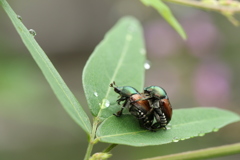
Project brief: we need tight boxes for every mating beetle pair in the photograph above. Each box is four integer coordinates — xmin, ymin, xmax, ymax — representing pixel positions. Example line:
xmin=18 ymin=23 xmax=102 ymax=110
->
xmin=110 ymin=82 xmax=172 ymax=131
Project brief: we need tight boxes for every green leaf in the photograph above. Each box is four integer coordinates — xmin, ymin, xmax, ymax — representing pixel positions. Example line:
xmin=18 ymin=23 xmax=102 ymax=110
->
xmin=1 ymin=0 xmax=91 ymax=134
xmin=82 ymin=17 xmax=146 ymax=119
xmin=96 ymin=107 xmax=240 ymax=146
xmin=140 ymin=0 xmax=187 ymax=39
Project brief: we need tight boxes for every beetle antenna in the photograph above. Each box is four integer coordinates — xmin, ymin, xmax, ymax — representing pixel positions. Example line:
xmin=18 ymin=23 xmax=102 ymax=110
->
xmin=113 ymin=81 xmax=118 ymax=86
xmin=110 ymin=81 xmax=118 ymax=88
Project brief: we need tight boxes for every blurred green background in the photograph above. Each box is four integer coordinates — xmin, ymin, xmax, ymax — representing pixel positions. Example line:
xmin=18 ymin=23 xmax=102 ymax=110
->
xmin=1 ymin=0 xmax=240 ymax=160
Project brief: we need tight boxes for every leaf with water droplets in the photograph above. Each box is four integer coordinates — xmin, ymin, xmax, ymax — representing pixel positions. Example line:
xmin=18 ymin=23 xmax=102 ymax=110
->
xmin=94 ymin=91 xmax=99 ymax=97
xmin=83 ymin=17 xmax=146 ymax=119
xmin=96 ymin=107 xmax=240 ymax=146
xmin=1 ymin=0 xmax=91 ymax=134
xmin=144 ymin=60 xmax=151 ymax=70
xmin=29 ymin=29 xmax=37 ymax=37
xmin=17 ymin=15 xmax=22 ymax=20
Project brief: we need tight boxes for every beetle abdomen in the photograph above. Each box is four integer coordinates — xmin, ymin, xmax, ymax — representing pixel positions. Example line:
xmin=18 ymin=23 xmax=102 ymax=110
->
xmin=160 ymin=99 xmax=172 ymax=123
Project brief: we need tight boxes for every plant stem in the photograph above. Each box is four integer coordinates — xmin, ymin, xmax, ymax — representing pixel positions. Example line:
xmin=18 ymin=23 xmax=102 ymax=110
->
xmin=84 ymin=140 xmax=94 ymax=160
xmin=103 ymin=144 xmax=118 ymax=153
xmin=84 ymin=101 xmax=109 ymax=159
xmin=84 ymin=117 xmax=99 ymax=160
xmin=142 ymin=142 xmax=240 ymax=160
xmin=164 ymin=0 xmax=240 ymax=13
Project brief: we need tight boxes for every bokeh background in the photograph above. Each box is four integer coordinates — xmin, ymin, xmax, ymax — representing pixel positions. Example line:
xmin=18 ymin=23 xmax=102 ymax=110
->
xmin=1 ymin=0 xmax=240 ymax=160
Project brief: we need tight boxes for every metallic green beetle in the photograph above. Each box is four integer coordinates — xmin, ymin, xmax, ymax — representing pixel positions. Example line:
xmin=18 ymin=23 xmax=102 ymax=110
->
xmin=144 ymin=86 xmax=173 ymax=129
xmin=110 ymin=82 xmax=155 ymax=131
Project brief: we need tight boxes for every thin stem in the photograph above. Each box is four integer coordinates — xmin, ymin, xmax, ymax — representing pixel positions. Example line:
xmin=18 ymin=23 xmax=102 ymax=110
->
xmin=84 ymin=117 xmax=100 ymax=160
xmin=142 ymin=143 xmax=240 ymax=160
xmin=164 ymin=0 xmax=240 ymax=13
xmin=84 ymin=102 xmax=107 ymax=159
xmin=103 ymin=144 xmax=118 ymax=153
xmin=84 ymin=140 xmax=94 ymax=160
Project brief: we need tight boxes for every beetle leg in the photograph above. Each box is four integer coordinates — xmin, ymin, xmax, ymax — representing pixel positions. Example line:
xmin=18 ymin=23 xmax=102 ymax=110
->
xmin=114 ymin=99 xmax=130 ymax=117
xmin=152 ymin=112 xmax=161 ymax=129
xmin=146 ymin=107 xmax=154 ymax=114
xmin=143 ymin=121 xmax=156 ymax=132
xmin=113 ymin=109 xmax=123 ymax=117
xmin=129 ymin=106 xmax=140 ymax=118
xmin=123 ymin=99 xmax=131 ymax=108
xmin=151 ymin=99 xmax=160 ymax=108
xmin=116 ymin=96 xmax=126 ymax=105
xmin=152 ymin=123 xmax=166 ymax=130
xmin=139 ymin=109 xmax=155 ymax=131
xmin=139 ymin=119 xmax=156 ymax=132
xmin=145 ymin=126 xmax=156 ymax=132
xmin=153 ymin=108 xmax=167 ymax=129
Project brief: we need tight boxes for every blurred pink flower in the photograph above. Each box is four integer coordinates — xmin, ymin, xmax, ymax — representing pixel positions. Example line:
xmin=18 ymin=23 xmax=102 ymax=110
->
xmin=144 ymin=20 xmax=183 ymax=57
xmin=193 ymin=61 xmax=231 ymax=107
xmin=181 ymin=12 xmax=221 ymax=58
xmin=144 ymin=11 xmax=221 ymax=58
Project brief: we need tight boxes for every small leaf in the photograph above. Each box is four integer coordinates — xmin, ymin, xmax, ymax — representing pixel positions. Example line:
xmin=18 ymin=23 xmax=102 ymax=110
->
xmin=140 ymin=0 xmax=187 ymax=39
xmin=96 ymin=107 xmax=240 ymax=146
xmin=90 ymin=152 xmax=112 ymax=160
xmin=82 ymin=17 xmax=146 ymax=119
xmin=1 ymin=0 xmax=91 ymax=134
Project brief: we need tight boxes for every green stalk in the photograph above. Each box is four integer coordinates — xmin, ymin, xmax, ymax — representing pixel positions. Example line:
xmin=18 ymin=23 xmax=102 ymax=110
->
xmin=84 ymin=107 xmax=106 ymax=160
xmin=103 ymin=144 xmax=118 ymax=153
xmin=164 ymin=0 xmax=240 ymax=13
xmin=84 ymin=117 xmax=99 ymax=160
xmin=142 ymin=143 xmax=240 ymax=160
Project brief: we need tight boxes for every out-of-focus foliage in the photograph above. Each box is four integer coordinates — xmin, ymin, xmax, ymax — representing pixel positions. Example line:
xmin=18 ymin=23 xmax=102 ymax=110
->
xmin=164 ymin=0 xmax=240 ymax=26
xmin=1 ymin=0 xmax=91 ymax=135
xmin=141 ymin=0 xmax=186 ymax=39
xmin=1 ymin=0 xmax=240 ymax=160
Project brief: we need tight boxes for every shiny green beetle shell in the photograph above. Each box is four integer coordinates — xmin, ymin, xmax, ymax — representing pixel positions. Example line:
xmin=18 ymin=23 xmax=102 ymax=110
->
xmin=113 ymin=86 xmax=139 ymax=97
xmin=144 ymin=86 xmax=168 ymax=99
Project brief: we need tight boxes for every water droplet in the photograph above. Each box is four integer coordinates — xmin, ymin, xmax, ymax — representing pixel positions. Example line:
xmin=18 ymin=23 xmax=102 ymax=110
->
xmin=94 ymin=92 xmax=98 ymax=97
xmin=144 ymin=60 xmax=151 ymax=70
xmin=101 ymin=99 xmax=110 ymax=109
xmin=172 ymin=137 xmax=179 ymax=142
xmin=17 ymin=15 xmax=22 ymax=21
xmin=29 ymin=29 xmax=36 ymax=37
xmin=180 ymin=138 xmax=186 ymax=140
xmin=185 ymin=137 xmax=190 ymax=139
xmin=140 ymin=48 xmax=146 ymax=55
xmin=212 ymin=128 xmax=219 ymax=132
xmin=126 ymin=34 xmax=132 ymax=41
xmin=198 ymin=132 xmax=205 ymax=137
xmin=104 ymin=99 xmax=110 ymax=108
xmin=166 ymin=126 xmax=171 ymax=130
